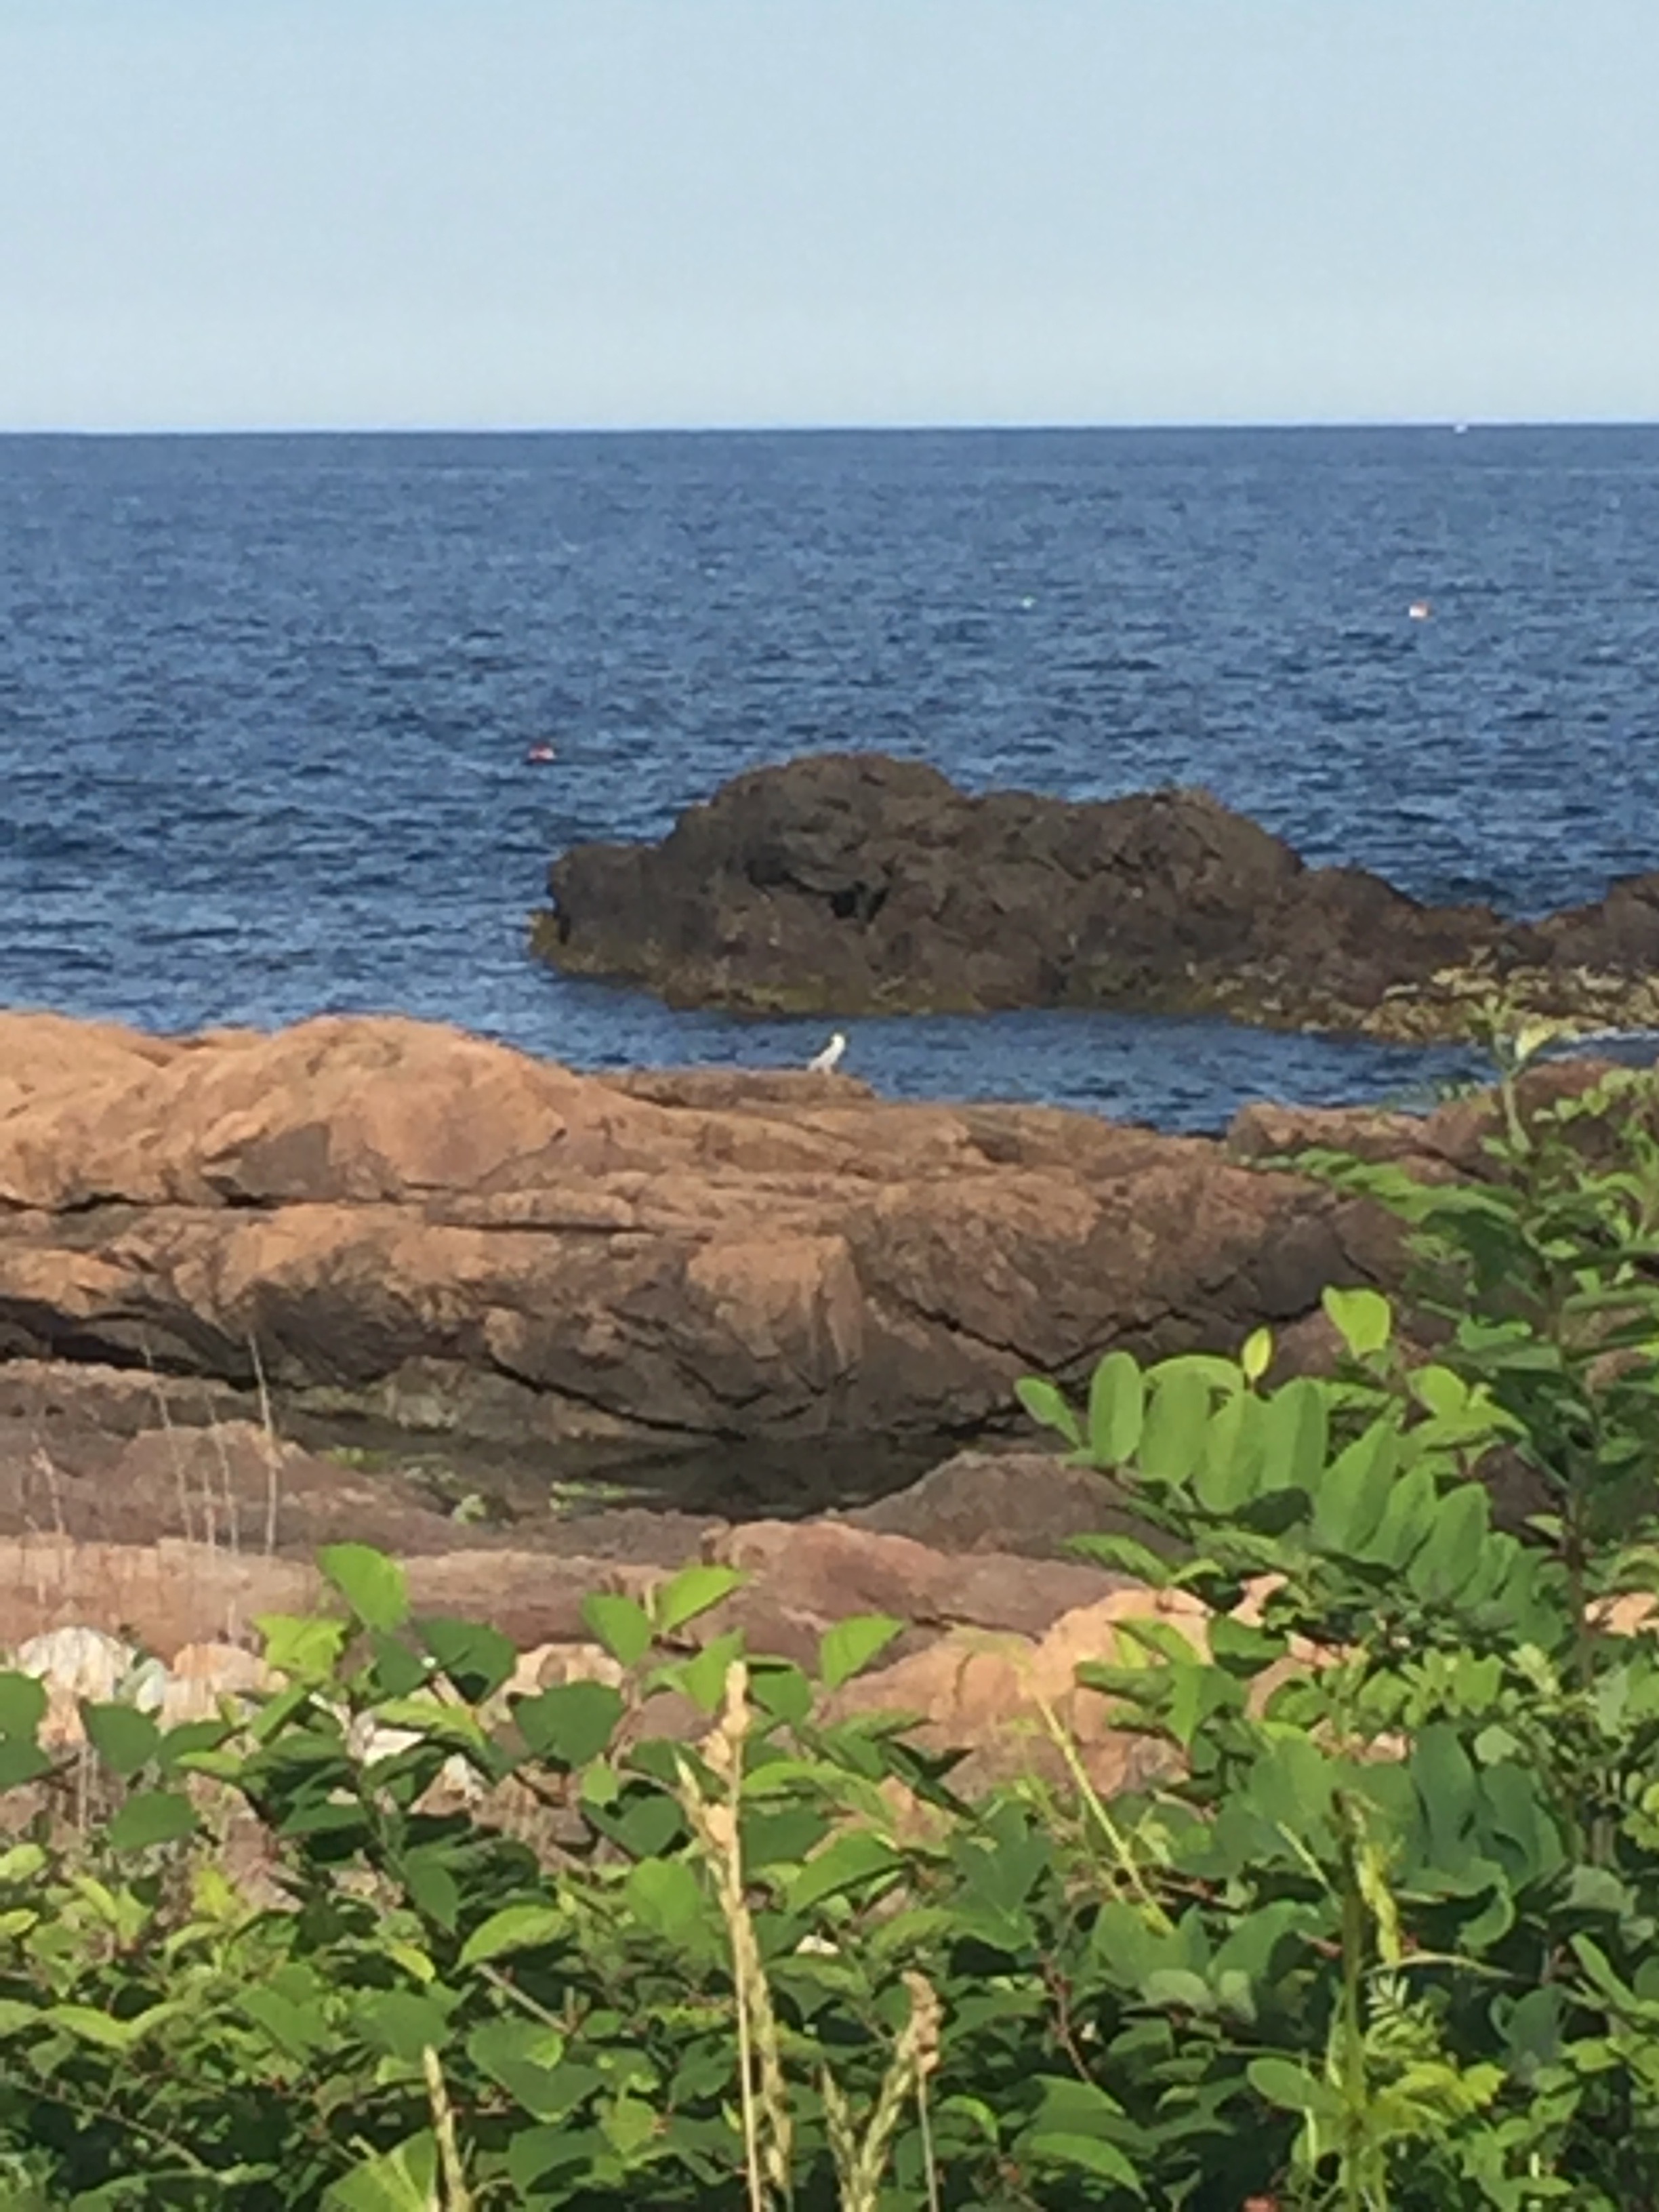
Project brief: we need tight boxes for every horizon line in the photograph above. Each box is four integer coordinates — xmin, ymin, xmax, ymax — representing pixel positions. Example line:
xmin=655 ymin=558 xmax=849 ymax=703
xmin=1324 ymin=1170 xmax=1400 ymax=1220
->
xmin=2 ymin=411 xmax=1658 ymax=441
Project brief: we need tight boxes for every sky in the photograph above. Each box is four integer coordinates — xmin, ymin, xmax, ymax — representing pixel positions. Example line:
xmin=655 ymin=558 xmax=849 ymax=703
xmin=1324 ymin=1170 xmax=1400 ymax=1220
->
xmin=1 ymin=0 xmax=1656 ymax=432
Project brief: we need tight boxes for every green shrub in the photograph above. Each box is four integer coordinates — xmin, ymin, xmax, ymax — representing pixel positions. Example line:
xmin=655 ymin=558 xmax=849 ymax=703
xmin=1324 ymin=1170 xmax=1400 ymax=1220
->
xmin=4 ymin=1063 xmax=1659 ymax=2207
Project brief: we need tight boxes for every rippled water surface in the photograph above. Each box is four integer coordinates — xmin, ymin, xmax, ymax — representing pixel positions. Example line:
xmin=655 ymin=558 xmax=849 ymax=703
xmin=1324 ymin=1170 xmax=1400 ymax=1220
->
xmin=4 ymin=426 xmax=1658 ymax=1130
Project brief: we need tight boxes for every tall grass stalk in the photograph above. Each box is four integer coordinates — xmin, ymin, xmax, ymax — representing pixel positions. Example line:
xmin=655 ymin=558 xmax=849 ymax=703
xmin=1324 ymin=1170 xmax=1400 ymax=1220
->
xmin=249 ymin=1331 xmax=281 ymax=1556
xmin=678 ymin=1661 xmax=945 ymax=2212
xmin=422 ymin=2045 xmax=473 ymax=2212
xmin=676 ymin=1661 xmax=792 ymax=2212
xmin=821 ymin=1971 xmax=942 ymax=2212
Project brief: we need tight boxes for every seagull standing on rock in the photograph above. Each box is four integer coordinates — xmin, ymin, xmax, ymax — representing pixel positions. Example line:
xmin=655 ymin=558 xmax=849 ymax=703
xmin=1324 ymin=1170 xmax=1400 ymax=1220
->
xmin=806 ymin=1032 xmax=848 ymax=1073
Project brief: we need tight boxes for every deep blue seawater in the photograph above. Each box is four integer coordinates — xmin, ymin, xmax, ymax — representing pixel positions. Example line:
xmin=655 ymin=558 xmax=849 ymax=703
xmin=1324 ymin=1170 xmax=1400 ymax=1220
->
xmin=3 ymin=425 xmax=1658 ymax=1134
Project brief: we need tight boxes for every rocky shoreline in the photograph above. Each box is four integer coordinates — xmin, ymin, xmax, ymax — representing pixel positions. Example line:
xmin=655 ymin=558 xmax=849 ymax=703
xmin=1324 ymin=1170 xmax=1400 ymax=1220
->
xmin=1 ymin=1465 xmax=1203 ymax=1802
xmin=2 ymin=1004 xmax=1596 ymax=1482
xmin=0 ymin=1007 xmax=1390 ymax=1468
xmin=532 ymin=751 xmax=1659 ymax=1042
xmin=1 ymin=1004 xmax=1622 ymax=1777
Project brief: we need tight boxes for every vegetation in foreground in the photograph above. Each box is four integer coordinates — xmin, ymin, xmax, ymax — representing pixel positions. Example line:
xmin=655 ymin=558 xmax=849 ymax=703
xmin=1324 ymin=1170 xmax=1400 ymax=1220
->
xmin=5 ymin=1059 xmax=1659 ymax=2207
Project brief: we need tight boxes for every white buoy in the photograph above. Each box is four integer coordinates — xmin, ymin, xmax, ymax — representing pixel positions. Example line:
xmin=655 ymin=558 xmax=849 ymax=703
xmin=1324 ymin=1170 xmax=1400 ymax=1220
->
xmin=806 ymin=1032 xmax=847 ymax=1073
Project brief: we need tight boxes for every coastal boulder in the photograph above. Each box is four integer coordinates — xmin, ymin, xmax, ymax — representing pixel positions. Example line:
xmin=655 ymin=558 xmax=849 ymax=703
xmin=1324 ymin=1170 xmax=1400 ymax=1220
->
xmin=0 ymin=1011 xmax=1368 ymax=1463
xmin=532 ymin=751 xmax=1659 ymax=1040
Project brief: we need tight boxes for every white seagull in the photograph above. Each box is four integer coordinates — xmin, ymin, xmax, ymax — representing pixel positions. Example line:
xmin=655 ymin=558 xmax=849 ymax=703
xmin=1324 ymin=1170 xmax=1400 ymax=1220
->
xmin=806 ymin=1031 xmax=848 ymax=1074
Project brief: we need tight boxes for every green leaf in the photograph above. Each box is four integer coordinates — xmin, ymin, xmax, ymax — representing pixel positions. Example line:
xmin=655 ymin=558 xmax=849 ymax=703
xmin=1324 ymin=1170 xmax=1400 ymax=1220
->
xmin=458 ymin=1903 xmax=569 ymax=1969
xmin=1015 ymin=1375 xmax=1082 ymax=1448
xmin=786 ymin=1830 xmax=903 ymax=1912
xmin=1563 ymin=1866 xmax=1633 ymax=1921
xmin=1087 ymin=1351 xmax=1145 ymax=1466
xmin=744 ymin=1803 xmax=832 ymax=1870
xmin=513 ymin=1679 xmax=625 ymax=1767
xmin=0 ymin=1671 xmax=47 ymax=1740
xmin=1572 ymin=1933 xmax=1639 ymax=2011
xmin=1141 ymin=1966 xmax=1214 ymax=2013
xmin=323 ymin=2133 xmax=438 ymax=2212
xmin=591 ymin=1784 xmax=684 ymax=1861
xmin=1240 ymin=1326 xmax=1273 ymax=1384
xmin=1067 ymin=1533 xmax=1172 ymax=1584
xmin=964 ymin=1816 xmax=1052 ymax=1912
xmin=1247 ymin=2054 xmax=1340 ymax=2120
xmin=44 ymin=2004 xmax=142 ymax=2053
xmin=352 ymin=1989 xmax=451 ymax=2064
xmin=601 ymin=2092 xmax=657 ymax=2159
xmin=748 ymin=1658 xmax=813 ymax=1725
xmin=318 ymin=1544 xmax=409 ymax=1631
xmin=1024 ymin=2077 xmax=1144 ymax=2192
xmin=105 ymin=1788 xmax=199 ymax=1852
xmin=1137 ymin=1365 xmax=1212 ymax=1482
xmin=1029 ymin=2075 xmax=1130 ymax=2127
xmin=80 ymin=1700 xmax=161 ymax=1779
xmin=241 ymin=1985 xmax=337 ymax=2063
xmin=1409 ymin=1482 xmax=1493 ymax=1605
xmin=416 ymin=1616 xmax=516 ymax=1702
xmin=1322 ymin=1284 xmax=1393 ymax=1359
xmin=625 ymin=1856 xmax=707 ymax=1942
xmin=819 ymin=1614 xmax=904 ymax=1689
xmin=1500 ymin=1985 xmax=1565 ymax=2073
xmin=255 ymin=1612 xmax=350 ymax=1681
xmin=1191 ymin=1387 xmax=1265 ymax=1514
xmin=1412 ymin=1364 xmax=1470 ymax=1418
xmin=1412 ymin=1724 xmax=1478 ymax=1868
xmin=467 ymin=2013 xmax=565 ymax=2077
xmin=468 ymin=2024 xmax=598 ymax=2128
xmin=1358 ymin=1459 xmax=1439 ymax=1569
xmin=1246 ymin=1733 xmax=1337 ymax=1848
xmin=1024 ymin=2133 xmax=1145 ymax=2191
xmin=158 ymin=1718 xmax=232 ymax=1772
xmin=401 ymin=1845 xmax=463 ymax=1933
xmin=581 ymin=1592 xmax=653 ymax=1668
xmin=1260 ymin=1376 xmax=1329 ymax=1494
xmin=0 ymin=1739 xmax=52 ymax=1790
xmin=508 ymin=2119 xmax=606 ymax=2190
xmin=1155 ymin=1353 xmax=1251 ymax=1393
xmin=366 ymin=1632 xmax=426 ymax=1700
xmin=1311 ymin=1420 xmax=1397 ymax=1557
xmin=674 ymin=1629 xmax=747 ymax=1713
xmin=938 ymin=2093 xmax=1003 ymax=2147
xmin=653 ymin=1563 xmax=745 ymax=1635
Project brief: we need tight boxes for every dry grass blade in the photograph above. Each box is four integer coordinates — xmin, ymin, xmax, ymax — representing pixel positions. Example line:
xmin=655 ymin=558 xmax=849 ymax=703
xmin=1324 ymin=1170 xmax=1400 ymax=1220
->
xmin=207 ymin=1412 xmax=241 ymax=1557
xmin=422 ymin=2043 xmax=473 ymax=2211
xmin=676 ymin=1660 xmax=792 ymax=2211
xmin=823 ymin=1973 xmax=941 ymax=2212
xmin=676 ymin=1661 xmax=945 ymax=2211
xmin=249 ymin=1331 xmax=282 ymax=1556
xmin=144 ymin=1348 xmax=197 ymax=1549
xmin=28 ymin=1444 xmax=68 ymax=1541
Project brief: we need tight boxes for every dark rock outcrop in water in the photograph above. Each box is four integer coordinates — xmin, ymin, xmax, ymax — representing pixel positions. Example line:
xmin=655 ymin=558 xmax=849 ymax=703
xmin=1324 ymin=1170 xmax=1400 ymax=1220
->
xmin=531 ymin=752 xmax=1659 ymax=1040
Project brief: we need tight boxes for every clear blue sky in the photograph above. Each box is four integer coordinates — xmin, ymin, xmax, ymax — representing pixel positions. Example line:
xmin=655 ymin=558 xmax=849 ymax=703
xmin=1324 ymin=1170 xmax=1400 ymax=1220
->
xmin=2 ymin=0 xmax=1654 ymax=432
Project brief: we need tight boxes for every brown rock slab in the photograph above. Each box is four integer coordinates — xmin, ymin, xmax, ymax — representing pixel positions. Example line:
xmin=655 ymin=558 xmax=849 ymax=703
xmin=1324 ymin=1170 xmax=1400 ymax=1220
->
xmin=844 ymin=1448 xmax=1165 ymax=1559
xmin=829 ymin=1584 xmax=1216 ymax=1794
xmin=0 ymin=1009 xmax=1364 ymax=1459
xmin=0 ymin=1536 xmax=321 ymax=1653
xmin=709 ymin=1518 xmax=1124 ymax=1642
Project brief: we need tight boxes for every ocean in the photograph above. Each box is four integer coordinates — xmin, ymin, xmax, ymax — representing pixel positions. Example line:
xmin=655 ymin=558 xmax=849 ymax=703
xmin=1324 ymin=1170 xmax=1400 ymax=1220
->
xmin=3 ymin=424 xmax=1657 ymax=1132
